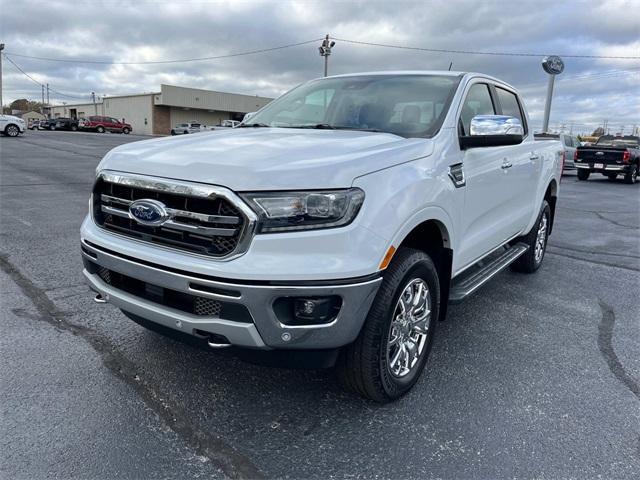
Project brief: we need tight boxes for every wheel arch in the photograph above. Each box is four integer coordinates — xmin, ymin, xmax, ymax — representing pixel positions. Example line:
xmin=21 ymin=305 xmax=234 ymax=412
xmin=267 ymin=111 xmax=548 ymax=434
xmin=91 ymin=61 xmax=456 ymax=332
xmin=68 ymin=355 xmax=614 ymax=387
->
xmin=395 ymin=219 xmax=453 ymax=321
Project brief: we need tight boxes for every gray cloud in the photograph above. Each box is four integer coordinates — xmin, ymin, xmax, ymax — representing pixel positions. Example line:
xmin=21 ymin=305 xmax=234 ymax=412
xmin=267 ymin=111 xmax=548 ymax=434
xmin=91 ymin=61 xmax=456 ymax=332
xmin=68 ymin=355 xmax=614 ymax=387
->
xmin=2 ymin=0 xmax=638 ymax=134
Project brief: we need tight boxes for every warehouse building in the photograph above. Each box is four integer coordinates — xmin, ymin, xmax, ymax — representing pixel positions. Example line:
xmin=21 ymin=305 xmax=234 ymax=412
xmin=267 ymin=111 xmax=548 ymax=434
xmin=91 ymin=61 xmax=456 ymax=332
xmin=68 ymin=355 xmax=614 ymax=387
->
xmin=47 ymin=84 xmax=273 ymax=135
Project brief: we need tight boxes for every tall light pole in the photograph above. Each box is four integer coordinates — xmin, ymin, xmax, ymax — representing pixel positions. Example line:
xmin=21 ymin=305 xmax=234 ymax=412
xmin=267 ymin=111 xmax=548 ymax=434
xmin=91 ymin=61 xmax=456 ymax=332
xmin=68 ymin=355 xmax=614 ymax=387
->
xmin=318 ymin=34 xmax=335 ymax=77
xmin=541 ymin=55 xmax=564 ymax=133
xmin=91 ymin=92 xmax=97 ymax=115
xmin=0 ymin=43 xmax=5 ymax=113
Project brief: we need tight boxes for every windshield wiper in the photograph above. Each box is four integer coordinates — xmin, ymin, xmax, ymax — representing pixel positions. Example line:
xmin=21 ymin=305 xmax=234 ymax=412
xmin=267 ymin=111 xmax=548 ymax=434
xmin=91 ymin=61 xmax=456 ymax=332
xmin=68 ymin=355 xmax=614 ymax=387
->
xmin=283 ymin=124 xmax=383 ymax=133
xmin=238 ymin=123 xmax=271 ymax=128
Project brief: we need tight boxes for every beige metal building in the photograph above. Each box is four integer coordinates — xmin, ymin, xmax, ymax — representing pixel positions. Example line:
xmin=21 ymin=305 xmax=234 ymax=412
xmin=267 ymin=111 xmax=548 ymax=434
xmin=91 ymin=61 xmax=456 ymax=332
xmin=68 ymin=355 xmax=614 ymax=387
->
xmin=47 ymin=84 xmax=272 ymax=135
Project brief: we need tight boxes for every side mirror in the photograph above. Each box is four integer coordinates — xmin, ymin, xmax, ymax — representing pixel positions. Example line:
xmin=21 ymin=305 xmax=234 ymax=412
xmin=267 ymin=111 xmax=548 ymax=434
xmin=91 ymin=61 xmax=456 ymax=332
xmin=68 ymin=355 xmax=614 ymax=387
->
xmin=460 ymin=115 xmax=524 ymax=149
xmin=242 ymin=112 xmax=256 ymax=123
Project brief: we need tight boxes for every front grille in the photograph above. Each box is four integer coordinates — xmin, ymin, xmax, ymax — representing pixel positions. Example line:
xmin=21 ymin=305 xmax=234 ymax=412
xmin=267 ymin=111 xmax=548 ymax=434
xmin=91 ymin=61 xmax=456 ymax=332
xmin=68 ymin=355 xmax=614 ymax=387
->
xmin=94 ymin=264 xmax=251 ymax=322
xmin=92 ymin=175 xmax=248 ymax=257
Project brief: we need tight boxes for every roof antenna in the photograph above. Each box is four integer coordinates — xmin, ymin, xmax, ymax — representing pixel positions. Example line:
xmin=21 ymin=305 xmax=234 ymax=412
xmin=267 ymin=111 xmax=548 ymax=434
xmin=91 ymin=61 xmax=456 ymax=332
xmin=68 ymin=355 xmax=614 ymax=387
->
xmin=448 ymin=62 xmax=453 ymax=71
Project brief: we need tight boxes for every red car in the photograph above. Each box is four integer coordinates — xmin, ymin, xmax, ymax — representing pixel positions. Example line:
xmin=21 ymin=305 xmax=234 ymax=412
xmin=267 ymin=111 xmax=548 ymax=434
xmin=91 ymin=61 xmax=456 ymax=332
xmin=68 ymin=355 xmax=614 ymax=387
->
xmin=79 ymin=116 xmax=131 ymax=134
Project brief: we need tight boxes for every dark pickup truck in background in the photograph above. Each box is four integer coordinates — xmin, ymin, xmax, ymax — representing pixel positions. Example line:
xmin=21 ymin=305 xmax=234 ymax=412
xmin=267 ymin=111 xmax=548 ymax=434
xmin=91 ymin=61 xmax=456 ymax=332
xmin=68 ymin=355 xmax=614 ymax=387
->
xmin=575 ymin=135 xmax=640 ymax=184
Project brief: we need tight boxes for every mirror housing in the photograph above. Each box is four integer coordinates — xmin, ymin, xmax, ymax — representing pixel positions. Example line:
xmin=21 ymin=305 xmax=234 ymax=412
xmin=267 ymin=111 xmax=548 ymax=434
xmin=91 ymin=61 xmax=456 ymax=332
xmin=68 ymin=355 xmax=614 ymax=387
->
xmin=460 ymin=115 xmax=524 ymax=149
xmin=242 ymin=112 xmax=256 ymax=123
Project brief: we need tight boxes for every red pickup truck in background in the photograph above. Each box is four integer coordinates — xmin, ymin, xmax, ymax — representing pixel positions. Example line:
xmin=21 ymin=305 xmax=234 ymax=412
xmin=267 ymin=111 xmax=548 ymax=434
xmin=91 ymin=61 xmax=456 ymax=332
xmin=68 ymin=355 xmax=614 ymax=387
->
xmin=79 ymin=116 xmax=132 ymax=134
xmin=575 ymin=135 xmax=640 ymax=184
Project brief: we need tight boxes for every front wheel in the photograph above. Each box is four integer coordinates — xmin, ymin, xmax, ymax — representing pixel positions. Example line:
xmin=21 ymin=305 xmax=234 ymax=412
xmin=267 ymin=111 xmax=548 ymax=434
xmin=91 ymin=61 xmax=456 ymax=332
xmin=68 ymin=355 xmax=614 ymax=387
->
xmin=49 ymin=124 xmax=55 ymax=131
xmin=5 ymin=125 xmax=20 ymax=137
xmin=122 ymin=127 xmax=130 ymax=134
xmin=96 ymin=126 xmax=105 ymax=133
xmin=624 ymin=164 xmax=638 ymax=184
xmin=70 ymin=124 xmax=78 ymax=131
xmin=337 ymin=248 xmax=439 ymax=403
xmin=577 ymin=169 xmax=590 ymax=181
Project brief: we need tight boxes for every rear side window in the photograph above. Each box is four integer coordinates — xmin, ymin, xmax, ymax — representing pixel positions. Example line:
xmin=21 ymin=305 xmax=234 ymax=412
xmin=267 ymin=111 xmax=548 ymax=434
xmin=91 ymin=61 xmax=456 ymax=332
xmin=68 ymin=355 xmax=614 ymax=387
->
xmin=495 ymin=87 xmax=526 ymax=134
xmin=460 ymin=83 xmax=495 ymax=135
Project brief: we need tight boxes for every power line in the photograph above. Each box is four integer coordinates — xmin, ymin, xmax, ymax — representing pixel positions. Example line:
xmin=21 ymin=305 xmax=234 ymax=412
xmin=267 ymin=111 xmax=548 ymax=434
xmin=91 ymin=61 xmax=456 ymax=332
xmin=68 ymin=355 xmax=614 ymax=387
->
xmin=2 ymin=53 xmax=88 ymax=100
xmin=334 ymin=37 xmax=640 ymax=60
xmin=4 ymin=38 xmax=323 ymax=65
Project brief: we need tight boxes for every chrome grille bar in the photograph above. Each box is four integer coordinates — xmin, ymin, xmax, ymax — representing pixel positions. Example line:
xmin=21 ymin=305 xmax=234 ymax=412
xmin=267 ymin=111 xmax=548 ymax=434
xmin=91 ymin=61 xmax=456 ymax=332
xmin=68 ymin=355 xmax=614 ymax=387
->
xmin=100 ymin=194 xmax=241 ymax=224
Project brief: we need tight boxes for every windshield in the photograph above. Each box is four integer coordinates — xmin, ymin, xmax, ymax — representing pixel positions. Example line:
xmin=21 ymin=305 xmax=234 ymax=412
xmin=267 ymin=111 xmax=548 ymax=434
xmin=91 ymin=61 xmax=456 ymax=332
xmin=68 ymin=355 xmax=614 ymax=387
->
xmin=595 ymin=135 xmax=639 ymax=147
xmin=247 ymin=74 xmax=461 ymax=138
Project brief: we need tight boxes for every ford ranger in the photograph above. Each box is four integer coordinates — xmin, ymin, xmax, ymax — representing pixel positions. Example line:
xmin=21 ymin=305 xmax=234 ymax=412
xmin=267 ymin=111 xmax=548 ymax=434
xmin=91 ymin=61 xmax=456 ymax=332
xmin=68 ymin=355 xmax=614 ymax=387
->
xmin=81 ymin=71 xmax=562 ymax=402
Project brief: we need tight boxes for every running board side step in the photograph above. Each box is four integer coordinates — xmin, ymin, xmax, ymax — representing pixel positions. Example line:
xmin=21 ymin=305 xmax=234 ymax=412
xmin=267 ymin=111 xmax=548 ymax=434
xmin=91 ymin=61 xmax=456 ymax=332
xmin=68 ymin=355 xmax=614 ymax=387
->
xmin=449 ymin=243 xmax=529 ymax=304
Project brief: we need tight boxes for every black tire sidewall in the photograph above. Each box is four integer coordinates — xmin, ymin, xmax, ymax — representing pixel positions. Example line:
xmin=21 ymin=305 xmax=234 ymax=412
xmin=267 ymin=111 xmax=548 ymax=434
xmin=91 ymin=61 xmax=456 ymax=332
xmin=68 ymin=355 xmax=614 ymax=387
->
xmin=577 ymin=169 xmax=590 ymax=181
xmin=6 ymin=125 xmax=19 ymax=137
xmin=378 ymin=255 xmax=440 ymax=398
xmin=97 ymin=126 xmax=105 ymax=133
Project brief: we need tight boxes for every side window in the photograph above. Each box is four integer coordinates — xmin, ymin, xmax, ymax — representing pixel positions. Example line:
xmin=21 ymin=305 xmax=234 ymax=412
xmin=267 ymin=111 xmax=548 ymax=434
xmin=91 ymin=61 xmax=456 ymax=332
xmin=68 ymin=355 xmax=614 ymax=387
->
xmin=111 ymin=118 xmax=120 ymax=124
xmin=460 ymin=84 xmax=495 ymax=135
xmin=495 ymin=87 xmax=526 ymax=134
xmin=564 ymin=135 xmax=573 ymax=147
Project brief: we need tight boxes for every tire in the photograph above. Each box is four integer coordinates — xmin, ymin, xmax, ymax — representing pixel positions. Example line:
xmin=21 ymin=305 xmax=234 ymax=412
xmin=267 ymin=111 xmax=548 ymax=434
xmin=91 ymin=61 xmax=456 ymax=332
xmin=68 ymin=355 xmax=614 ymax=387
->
xmin=49 ymin=124 xmax=55 ymax=131
xmin=606 ymin=173 xmax=618 ymax=181
xmin=96 ymin=126 xmax=105 ymax=133
xmin=70 ymin=124 xmax=78 ymax=131
xmin=122 ymin=127 xmax=130 ymax=134
xmin=5 ymin=124 xmax=20 ymax=137
xmin=171 ymin=130 xmax=176 ymax=136
xmin=337 ymin=247 xmax=440 ymax=403
xmin=577 ymin=169 xmax=590 ymax=181
xmin=183 ymin=130 xmax=189 ymax=135
xmin=624 ymin=164 xmax=638 ymax=184
xmin=511 ymin=200 xmax=550 ymax=274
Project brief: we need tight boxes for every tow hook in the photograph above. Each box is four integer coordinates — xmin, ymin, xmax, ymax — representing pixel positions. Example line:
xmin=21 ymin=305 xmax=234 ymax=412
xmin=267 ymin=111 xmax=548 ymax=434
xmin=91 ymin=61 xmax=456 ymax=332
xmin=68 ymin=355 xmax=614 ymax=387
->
xmin=94 ymin=293 xmax=108 ymax=304
xmin=207 ymin=337 xmax=232 ymax=349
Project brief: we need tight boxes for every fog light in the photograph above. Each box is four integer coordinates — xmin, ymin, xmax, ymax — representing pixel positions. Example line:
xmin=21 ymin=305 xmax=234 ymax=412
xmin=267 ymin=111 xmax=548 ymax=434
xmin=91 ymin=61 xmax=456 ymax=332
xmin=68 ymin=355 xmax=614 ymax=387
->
xmin=274 ymin=296 xmax=342 ymax=326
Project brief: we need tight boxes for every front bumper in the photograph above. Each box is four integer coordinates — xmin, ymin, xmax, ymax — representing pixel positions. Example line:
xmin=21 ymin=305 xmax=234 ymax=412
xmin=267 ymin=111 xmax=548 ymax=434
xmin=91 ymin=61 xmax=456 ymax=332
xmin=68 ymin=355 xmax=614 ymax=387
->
xmin=81 ymin=240 xmax=381 ymax=350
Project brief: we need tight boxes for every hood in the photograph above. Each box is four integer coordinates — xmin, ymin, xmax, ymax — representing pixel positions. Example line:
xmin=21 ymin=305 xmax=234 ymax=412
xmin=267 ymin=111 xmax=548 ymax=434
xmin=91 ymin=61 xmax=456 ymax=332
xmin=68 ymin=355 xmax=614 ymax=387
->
xmin=98 ymin=128 xmax=433 ymax=191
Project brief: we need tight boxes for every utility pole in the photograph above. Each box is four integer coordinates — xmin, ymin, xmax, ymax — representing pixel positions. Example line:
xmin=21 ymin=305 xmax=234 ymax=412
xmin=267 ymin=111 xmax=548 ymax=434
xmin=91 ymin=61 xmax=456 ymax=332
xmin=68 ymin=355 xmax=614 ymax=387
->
xmin=46 ymin=83 xmax=50 ymax=104
xmin=91 ymin=92 xmax=97 ymax=114
xmin=0 ymin=43 xmax=4 ymax=113
xmin=318 ymin=34 xmax=335 ymax=77
xmin=41 ymin=84 xmax=45 ymax=114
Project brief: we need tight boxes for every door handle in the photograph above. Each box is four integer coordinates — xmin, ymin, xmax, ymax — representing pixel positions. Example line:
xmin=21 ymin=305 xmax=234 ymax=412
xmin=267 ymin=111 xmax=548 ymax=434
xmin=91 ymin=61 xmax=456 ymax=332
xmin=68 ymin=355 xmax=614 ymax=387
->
xmin=501 ymin=160 xmax=513 ymax=169
xmin=529 ymin=154 xmax=540 ymax=161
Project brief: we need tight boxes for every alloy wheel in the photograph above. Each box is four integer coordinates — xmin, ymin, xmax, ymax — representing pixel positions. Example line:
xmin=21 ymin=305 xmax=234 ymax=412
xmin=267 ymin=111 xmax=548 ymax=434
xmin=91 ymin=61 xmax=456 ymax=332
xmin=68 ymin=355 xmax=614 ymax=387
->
xmin=534 ymin=213 xmax=548 ymax=264
xmin=386 ymin=278 xmax=431 ymax=378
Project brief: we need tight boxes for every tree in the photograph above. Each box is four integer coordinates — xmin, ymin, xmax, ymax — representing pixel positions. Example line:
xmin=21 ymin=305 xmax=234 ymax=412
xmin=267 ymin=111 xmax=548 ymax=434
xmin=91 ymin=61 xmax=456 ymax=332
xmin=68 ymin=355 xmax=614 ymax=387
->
xmin=8 ymin=98 xmax=45 ymax=113
xmin=591 ymin=127 xmax=604 ymax=137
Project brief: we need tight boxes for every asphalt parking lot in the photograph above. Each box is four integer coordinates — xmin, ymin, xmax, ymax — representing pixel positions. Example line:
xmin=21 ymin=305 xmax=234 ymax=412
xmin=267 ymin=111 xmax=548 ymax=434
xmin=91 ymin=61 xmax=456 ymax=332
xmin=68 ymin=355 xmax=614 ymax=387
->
xmin=1 ymin=130 xmax=639 ymax=479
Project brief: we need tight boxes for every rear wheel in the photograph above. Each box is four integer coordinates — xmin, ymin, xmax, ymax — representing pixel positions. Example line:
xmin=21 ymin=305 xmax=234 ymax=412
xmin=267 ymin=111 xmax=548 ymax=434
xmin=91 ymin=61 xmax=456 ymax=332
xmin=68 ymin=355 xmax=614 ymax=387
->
xmin=337 ymin=248 xmax=439 ymax=403
xmin=577 ymin=169 xmax=590 ymax=181
xmin=70 ymin=124 xmax=78 ymax=131
xmin=511 ymin=200 xmax=550 ymax=273
xmin=96 ymin=125 xmax=105 ymax=133
xmin=606 ymin=173 xmax=618 ymax=181
xmin=624 ymin=164 xmax=638 ymax=184
xmin=49 ymin=124 xmax=55 ymax=131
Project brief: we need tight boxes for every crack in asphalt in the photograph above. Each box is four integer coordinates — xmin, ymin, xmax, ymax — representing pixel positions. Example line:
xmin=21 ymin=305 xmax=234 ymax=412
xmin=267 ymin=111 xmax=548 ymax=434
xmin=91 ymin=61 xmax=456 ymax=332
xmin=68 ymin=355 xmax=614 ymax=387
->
xmin=548 ymin=242 xmax=640 ymax=260
xmin=597 ymin=300 xmax=640 ymax=402
xmin=557 ymin=206 xmax=638 ymax=229
xmin=0 ymin=253 xmax=265 ymax=480
xmin=546 ymin=250 xmax=640 ymax=272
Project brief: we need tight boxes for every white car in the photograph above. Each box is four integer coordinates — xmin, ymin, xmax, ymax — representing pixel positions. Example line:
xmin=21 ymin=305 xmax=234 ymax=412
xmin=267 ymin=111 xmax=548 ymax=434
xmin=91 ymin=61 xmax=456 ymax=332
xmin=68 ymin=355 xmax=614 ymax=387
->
xmin=0 ymin=115 xmax=26 ymax=137
xmin=81 ymin=71 xmax=562 ymax=402
xmin=170 ymin=122 xmax=203 ymax=135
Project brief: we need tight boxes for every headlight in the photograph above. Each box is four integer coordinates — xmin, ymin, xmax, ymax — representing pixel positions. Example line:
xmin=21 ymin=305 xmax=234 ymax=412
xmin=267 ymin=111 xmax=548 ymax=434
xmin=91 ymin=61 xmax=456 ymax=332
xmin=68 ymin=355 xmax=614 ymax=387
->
xmin=240 ymin=188 xmax=365 ymax=233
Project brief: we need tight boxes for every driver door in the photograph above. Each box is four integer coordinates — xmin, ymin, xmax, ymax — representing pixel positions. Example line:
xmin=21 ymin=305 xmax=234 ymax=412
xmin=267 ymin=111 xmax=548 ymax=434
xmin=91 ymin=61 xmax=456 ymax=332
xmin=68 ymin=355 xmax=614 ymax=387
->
xmin=455 ymin=83 xmax=516 ymax=270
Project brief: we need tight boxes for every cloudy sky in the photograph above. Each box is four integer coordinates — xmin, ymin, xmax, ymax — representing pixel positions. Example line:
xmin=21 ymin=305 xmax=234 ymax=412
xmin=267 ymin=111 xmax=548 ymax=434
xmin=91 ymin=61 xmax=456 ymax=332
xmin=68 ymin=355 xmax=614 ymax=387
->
xmin=2 ymin=0 xmax=638 ymax=134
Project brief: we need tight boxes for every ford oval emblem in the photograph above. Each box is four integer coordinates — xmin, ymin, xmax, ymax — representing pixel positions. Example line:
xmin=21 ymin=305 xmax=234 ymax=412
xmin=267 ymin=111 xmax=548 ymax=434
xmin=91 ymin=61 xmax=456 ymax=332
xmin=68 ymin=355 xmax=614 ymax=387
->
xmin=129 ymin=199 xmax=169 ymax=225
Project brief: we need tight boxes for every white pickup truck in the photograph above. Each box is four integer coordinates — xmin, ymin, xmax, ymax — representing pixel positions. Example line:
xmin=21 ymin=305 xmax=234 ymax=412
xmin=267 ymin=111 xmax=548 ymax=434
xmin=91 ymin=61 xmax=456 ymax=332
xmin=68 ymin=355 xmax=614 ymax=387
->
xmin=81 ymin=71 xmax=562 ymax=402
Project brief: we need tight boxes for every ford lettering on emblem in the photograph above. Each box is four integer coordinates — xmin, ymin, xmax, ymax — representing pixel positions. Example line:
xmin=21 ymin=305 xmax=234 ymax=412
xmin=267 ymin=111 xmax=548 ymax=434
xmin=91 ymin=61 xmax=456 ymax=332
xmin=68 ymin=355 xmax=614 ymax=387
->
xmin=129 ymin=199 xmax=169 ymax=225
